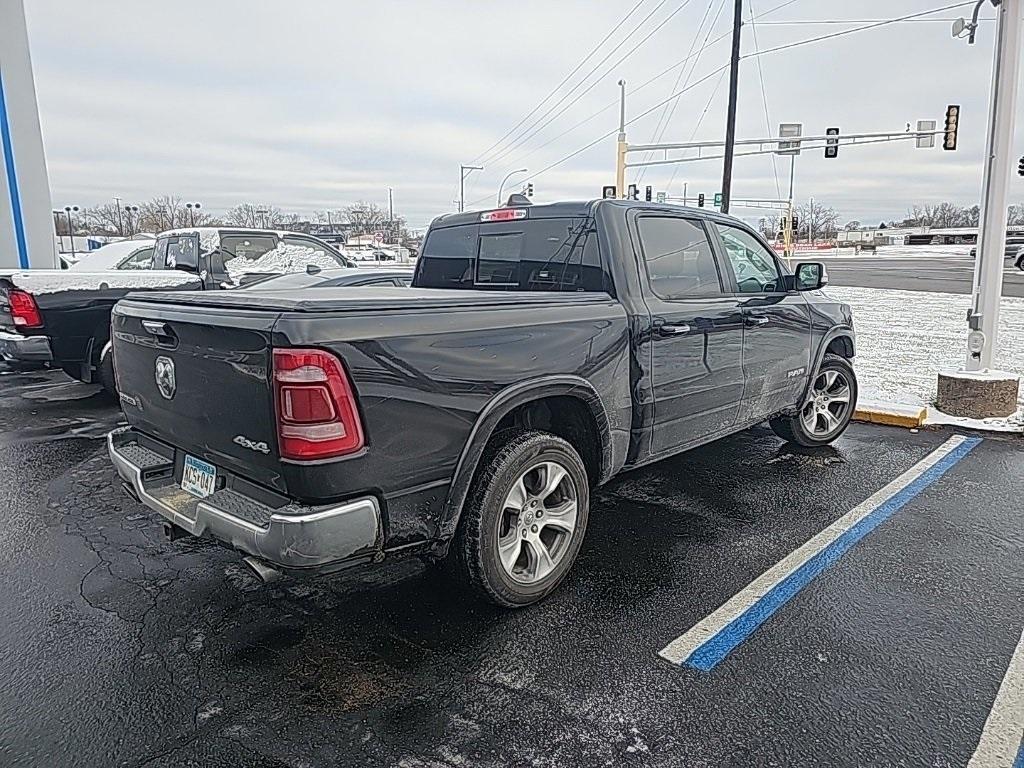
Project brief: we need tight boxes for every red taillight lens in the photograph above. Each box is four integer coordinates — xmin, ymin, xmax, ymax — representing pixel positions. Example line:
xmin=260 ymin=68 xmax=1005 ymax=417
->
xmin=480 ymin=208 xmax=527 ymax=222
xmin=273 ymin=348 xmax=364 ymax=460
xmin=8 ymin=290 xmax=42 ymax=329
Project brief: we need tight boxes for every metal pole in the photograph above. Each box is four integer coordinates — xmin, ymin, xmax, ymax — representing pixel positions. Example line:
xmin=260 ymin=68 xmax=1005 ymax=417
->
xmin=114 ymin=196 xmax=123 ymax=235
xmin=683 ymin=182 xmax=688 ymax=206
xmin=65 ymin=208 xmax=76 ymax=258
xmin=719 ymin=0 xmax=743 ymax=214
xmin=785 ymin=155 xmax=795 ymax=259
xmin=497 ymin=169 xmax=528 ymax=206
xmin=966 ymin=0 xmax=1021 ymax=371
xmin=615 ymin=80 xmax=627 ymax=199
xmin=458 ymin=165 xmax=483 ymax=213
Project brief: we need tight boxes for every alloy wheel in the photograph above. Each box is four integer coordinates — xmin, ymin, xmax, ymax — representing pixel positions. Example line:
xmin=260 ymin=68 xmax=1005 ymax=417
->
xmin=800 ymin=368 xmax=853 ymax=438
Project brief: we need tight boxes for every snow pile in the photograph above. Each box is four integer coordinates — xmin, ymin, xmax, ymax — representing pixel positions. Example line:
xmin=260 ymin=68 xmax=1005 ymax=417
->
xmin=223 ymin=244 xmax=342 ymax=283
xmin=160 ymin=228 xmax=220 ymax=254
xmin=827 ymin=286 xmax=1024 ymax=427
xmin=10 ymin=270 xmax=201 ymax=295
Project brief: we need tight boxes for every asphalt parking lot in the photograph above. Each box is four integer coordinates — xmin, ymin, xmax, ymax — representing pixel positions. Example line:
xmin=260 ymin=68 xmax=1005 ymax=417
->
xmin=0 ymin=366 xmax=1022 ymax=768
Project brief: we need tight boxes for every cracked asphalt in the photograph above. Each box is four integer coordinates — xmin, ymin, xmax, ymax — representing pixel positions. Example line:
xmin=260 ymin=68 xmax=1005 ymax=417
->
xmin=0 ymin=365 xmax=1022 ymax=767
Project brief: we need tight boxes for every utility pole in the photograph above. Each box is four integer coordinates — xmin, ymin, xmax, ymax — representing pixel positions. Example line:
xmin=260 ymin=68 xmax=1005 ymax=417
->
xmin=387 ymin=186 xmax=394 ymax=242
xmin=682 ymin=182 xmax=688 ymax=206
xmin=113 ymin=196 xmax=123 ymax=236
xmin=936 ymin=0 xmax=1022 ymax=419
xmin=459 ymin=165 xmax=483 ymax=213
xmin=616 ymin=79 xmax=627 ymax=199
xmin=785 ymin=155 xmax=795 ymax=258
xmin=719 ymin=0 xmax=743 ymax=214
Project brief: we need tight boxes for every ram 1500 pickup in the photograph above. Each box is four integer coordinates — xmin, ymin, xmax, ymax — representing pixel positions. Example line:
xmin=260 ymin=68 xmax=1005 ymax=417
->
xmin=107 ymin=199 xmax=857 ymax=607
xmin=0 ymin=228 xmax=353 ymax=392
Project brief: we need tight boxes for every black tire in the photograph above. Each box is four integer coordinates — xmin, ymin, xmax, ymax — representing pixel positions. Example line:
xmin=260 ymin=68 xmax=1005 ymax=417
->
xmin=96 ymin=342 xmax=117 ymax=397
xmin=770 ymin=353 xmax=857 ymax=447
xmin=450 ymin=429 xmax=590 ymax=608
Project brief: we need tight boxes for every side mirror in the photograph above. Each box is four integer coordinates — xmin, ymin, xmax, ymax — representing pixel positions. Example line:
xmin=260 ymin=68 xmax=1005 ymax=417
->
xmin=794 ymin=262 xmax=828 ymax=291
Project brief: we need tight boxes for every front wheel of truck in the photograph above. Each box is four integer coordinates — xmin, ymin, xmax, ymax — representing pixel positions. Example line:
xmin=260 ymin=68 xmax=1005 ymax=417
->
xmin=452 ymin=429 xmax=590 ymax=608
xmin=770 ymin=353 xmax=857 ymax=447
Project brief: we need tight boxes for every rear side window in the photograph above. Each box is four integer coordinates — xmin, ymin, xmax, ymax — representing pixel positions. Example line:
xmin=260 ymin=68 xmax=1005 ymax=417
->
xmin=415 ymin=217 xmax=605 ymax=292
xmin=637 ymin=216 xmax=722 ymax=298
xmin=159 ymin=234 xmax=200 ymax=272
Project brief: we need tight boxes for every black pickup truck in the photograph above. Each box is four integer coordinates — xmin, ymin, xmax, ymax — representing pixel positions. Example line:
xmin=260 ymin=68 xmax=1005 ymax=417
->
xmin=0 ymin=228 xmax=353 ymax=391
xmin=107 ymin=200 xmax=856 ymax=607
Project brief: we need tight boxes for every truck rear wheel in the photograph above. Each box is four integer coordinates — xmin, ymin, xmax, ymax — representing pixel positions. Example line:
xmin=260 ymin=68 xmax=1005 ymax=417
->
xmin=770 ymin=353 xmax=857 ymax=447
xmin=451 ymin=429 xmax=589 ymax=608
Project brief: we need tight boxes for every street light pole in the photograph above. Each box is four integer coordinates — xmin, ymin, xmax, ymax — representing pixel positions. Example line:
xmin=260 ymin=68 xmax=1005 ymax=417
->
xmin=615 ymin=79 xmax=627 ymax=199
xmin=459 ymin=165 xmax=483 ymax=213
xmin=497 ymin=168 xmax=528 ymax=205
xmin=936 ymin=0 xmax=1022 ymax=419
xmin=720 ymin=0 xmax=743 ymax=214
xmin=64 ymin=206 xmax=78 ymax=258
xmin=965 ymin=0 xmax=1021 ymax=372
xmin=114 ymin=196 xmax=123 ymax=236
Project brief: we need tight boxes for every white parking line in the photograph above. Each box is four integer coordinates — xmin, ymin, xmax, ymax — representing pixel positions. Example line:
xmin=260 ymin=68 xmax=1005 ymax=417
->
xmin=968 ymin=628 xmax=1024 ymax=768
xmin=659 ymin=434 xmax=982 ymax=670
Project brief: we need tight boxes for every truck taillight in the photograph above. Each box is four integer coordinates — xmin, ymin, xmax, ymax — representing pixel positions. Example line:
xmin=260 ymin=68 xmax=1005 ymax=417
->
xmin=8 ymin=290 xmax=42 ymax=328
xmin=272 ymin=348 xmax=365 ymax=460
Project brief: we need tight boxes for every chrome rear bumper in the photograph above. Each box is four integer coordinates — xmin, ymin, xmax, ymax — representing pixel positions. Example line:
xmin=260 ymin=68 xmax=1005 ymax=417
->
xmin=107 ymin=427 xmax=381 ymax=572
xmin=0 ymin=331 xmax=52 ymax=362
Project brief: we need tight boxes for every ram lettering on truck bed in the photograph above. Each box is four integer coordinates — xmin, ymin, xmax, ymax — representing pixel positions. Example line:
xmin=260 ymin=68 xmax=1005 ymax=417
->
xmin=107 ymin=199 xmax=856 ymax=607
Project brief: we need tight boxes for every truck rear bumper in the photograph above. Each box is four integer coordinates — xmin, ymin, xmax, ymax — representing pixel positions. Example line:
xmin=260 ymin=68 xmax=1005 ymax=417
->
xmin=0 ymin=331 xmax=52 ymax=362
xmin=107 ymin=427 xmax=381 ymax=573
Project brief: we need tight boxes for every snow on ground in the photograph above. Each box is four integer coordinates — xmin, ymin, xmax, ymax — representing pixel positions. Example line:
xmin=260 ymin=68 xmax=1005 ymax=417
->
xmin=827 ymin=286 xmax=1024 ymax=428
xmin=800 ymin=244 xmax=975 ymax=260
xmin=223 ymin=244 xmax=342 ymax=284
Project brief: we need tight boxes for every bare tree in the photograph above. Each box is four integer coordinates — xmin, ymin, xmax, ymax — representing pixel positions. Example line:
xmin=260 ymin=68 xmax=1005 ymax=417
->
xmin=758 ymin=213 xmax=780 ymax=239
xmin=795 ymin=200 xmax=840 ymax=242
xmin=1007 ymin=203 xmax=1024 ymax=227
xmin=225 ymin=203 xmax=282 ymax=229
xmin=85 ymin=203 xmax=124 ymax=234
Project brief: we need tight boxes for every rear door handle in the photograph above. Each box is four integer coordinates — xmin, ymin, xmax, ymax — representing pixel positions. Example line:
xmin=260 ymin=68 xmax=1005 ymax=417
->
xmin=658 ymin=323 xmax=691 ymax=336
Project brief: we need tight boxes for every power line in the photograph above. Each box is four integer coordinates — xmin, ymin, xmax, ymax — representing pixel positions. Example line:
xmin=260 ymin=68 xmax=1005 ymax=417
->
xmin=748 ymin=0 xmax=781 ymax=198
xmin=483 ymin=0 xmax=695 ymax=171
xmin=666 ymin=66 xmax=728 ymax=191
xmin=753 ymin=17 xmax=992 ymax=25
xmin=476 ymin=0 xmax=801 ymax=188
xmin=636 ymin=0 xmax=729 ymax=184
xmin=743 ymin=1 xmax=976 ymax=59
xmin=467 ymin=0 xmax=648 ymax=166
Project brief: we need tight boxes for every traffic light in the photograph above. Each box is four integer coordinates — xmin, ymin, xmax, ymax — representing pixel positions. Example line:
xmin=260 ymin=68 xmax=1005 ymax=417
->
xmin=1018 ymin=156 xmax=1024 ymax=177
xmin=943 ymin=104 xmax=960 ymax=151
xmin=645 ymin=185 xmax=652 ymax=202
xmin=792 ymin=216 xmax=799 ymax=231
xmin=824 ymin=127 xmax=840 ymax=158
xmin=526 ymin=183 xmax=534 ymax=197
xmin=698 ymin=193 xmax=705 ymax=207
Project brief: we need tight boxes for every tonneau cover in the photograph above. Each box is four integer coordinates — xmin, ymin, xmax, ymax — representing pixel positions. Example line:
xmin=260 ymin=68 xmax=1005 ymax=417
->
xmin=120 ymin=286 xmax=615 ymax=314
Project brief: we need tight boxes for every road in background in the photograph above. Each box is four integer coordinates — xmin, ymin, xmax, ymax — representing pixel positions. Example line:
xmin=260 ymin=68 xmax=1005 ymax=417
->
xmin=823 ymin=255 xmax=1024 ymax=296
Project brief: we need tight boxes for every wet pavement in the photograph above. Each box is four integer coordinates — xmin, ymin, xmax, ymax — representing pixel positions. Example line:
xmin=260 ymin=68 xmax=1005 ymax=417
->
xmin=0 ymin=366 xmax=1021 ymax=767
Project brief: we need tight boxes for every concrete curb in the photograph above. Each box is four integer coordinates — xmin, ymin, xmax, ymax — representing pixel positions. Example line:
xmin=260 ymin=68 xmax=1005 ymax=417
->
xmin=852 ymin=401 xmax=927 ymax=428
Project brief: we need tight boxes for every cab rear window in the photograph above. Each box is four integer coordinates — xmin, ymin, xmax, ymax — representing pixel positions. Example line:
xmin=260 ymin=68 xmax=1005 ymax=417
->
xmin=415 ymin=218 xmax=606 ymax=293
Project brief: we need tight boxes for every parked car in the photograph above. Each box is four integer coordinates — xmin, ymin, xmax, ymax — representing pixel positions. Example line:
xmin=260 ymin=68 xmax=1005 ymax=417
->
xmin=68 ymin=239 xmax=156 ymax=272
xmin=0 ymin=228 xmax=353 ymax=392
xmin=969 ymin=236 xmax=1024 ymax=259
xmin=107 ymin=199 xmax=856 ymax=607
xmin=241 ymin=267 xmax=413 ymax=290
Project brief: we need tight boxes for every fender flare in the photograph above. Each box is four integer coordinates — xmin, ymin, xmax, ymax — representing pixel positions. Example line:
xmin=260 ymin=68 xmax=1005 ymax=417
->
xmin=437 ymin=375 xmax=614 ymax=541
xmin=803 ymin=325 xmax=856 ymax=399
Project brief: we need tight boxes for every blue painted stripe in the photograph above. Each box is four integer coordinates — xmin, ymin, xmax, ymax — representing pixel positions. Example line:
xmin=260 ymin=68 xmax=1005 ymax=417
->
xmin=0 ymin=68 xmax=30 ymax=270
xmin=685 ymin=436 xmax=982 ymax=671
xmin=1013 ymin=737 xmax=1024 ymax=768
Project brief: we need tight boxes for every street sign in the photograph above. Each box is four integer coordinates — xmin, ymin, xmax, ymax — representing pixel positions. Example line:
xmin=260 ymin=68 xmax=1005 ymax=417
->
xmin=777 ymin=122 xmax=802 ymax=155
xmin=714 ymin=192 xmax=723 ymax=207
xmin=656 ymin=191 xmax=667 ymax=203
xmin=943 ymin=104 xmax=960 ymax=151
xmin=602 ymin=185 xmax=617 ymax=199
xmin=916 ymin=120 xmax=937 ymax=148
xmin=824 ymin=127 xmax=840 ymax=158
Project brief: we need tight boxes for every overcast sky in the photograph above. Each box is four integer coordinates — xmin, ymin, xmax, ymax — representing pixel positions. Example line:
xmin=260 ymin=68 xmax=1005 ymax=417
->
xmin=24 ymin=0 xmax=1024 ymax=230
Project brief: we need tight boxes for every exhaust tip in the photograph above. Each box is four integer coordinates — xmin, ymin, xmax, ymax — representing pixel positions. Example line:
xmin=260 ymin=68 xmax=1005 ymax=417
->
xmin=242 ymin=555 xmax=281 ymax=584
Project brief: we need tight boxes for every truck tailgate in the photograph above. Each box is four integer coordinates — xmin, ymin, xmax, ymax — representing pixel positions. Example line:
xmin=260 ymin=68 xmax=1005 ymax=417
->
xmin=112 ymin=298 xmax=285 ymax=492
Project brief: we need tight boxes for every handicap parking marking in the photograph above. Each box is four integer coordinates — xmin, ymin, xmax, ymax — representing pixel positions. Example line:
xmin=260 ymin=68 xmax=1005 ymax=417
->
xmin=969 ymin=627 xmax=1024 ymax=768
xmin=658 ymin=434 xmax=982 ymax=671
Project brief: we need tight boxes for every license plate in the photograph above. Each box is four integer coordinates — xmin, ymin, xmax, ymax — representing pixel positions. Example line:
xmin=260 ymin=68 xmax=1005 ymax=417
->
xmin=181 ymin=454 xmax=217 ymax=498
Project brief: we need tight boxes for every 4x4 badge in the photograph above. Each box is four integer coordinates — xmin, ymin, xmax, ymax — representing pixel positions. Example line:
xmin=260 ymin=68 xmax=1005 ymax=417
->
xmin=233 ymin=435 xmax=270 ymax=454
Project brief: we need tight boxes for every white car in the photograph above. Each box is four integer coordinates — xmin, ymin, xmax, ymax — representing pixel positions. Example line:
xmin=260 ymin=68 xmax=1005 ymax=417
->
xmin=69 ymin=240 xmax=156 ymax=271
